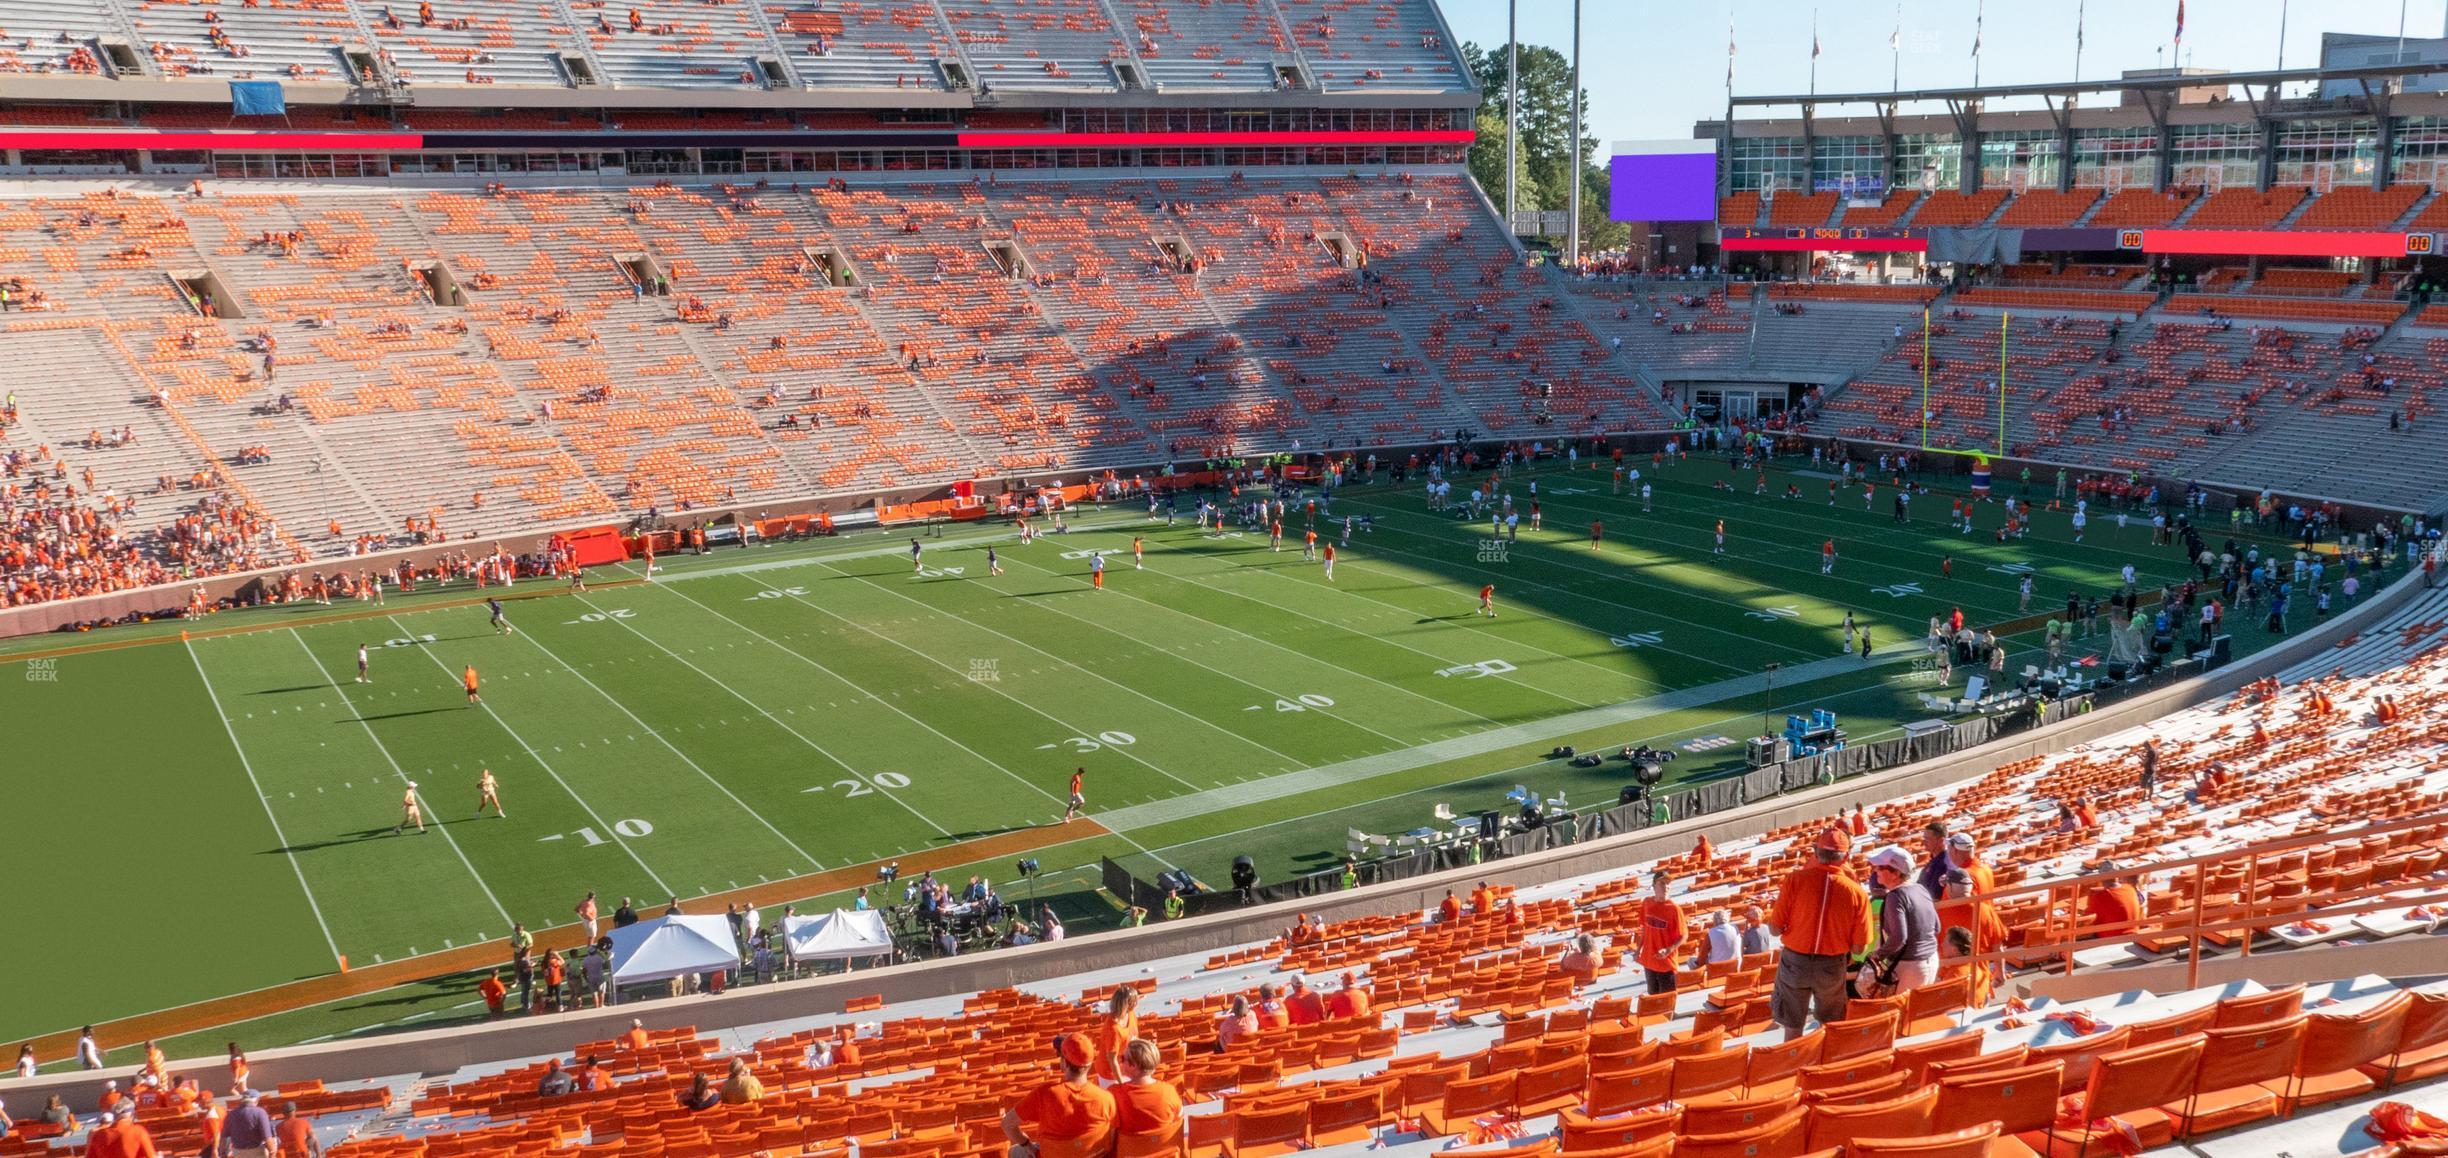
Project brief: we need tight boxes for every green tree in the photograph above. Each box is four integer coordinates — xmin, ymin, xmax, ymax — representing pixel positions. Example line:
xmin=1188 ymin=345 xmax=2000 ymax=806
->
xmin=1467 ymin=111 xmax=1542 ymax=220
xmin=1578 ymin=165 xmax=1629 ymax=252
xmin=1460 ymin=40 xmax=1599 ymax=230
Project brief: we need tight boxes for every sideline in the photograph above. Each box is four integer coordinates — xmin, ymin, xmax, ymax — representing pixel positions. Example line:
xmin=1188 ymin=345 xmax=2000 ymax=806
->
xmin=15 ymin=820 xmax=1111 ymax=1067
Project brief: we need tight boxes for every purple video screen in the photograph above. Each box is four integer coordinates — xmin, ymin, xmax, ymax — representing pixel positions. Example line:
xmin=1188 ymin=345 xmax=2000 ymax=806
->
xmin=1610 ymin=151 xmax=1718 ymax=222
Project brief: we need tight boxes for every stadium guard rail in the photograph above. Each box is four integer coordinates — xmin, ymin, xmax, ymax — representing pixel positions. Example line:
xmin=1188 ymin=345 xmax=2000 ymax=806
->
xmin=1109 ymin=696 xmax=2115 ymax=915
xmin=11 ymin=549 xmax=2439 ymax=1111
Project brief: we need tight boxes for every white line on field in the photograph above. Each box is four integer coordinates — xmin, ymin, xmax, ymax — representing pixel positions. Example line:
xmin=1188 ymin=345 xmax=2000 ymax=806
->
xmin=184 ymin=637 xmax=344 ymax=966
xmin=382 ymin=615 xmax=676 ymax=897
xmin=291 ymin=629 xmax=516 ymax=929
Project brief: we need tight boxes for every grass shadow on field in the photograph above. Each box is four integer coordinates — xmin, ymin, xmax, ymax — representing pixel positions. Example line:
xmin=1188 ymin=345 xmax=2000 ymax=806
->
xmin=348 ymin=707 xmax=465 ymax=723
xmin=248 ymin=684 xmax=327 ymax=695
xmin=270 ymin=827 xmax=412 ymax=854
xmin=933 ymin=826 xmax=1034 ymax=841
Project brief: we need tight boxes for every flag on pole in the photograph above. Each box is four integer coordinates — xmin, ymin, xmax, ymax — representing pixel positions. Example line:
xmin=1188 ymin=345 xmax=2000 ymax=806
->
xmin=1812 ymin=11 xmax=1821 ymax=59
xmin=2174 ymin=0 xmax=2185 ymax=54
xmin=1727 ymin=18 xmax=1736 ymax=89
xmin=1972 ymin=2 xmax=1983 ymax=57
xmin=2076 ymin=0 xmax=2086 ymax=51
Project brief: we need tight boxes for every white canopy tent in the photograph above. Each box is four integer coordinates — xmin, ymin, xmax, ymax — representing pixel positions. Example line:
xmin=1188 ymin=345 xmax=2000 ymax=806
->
xmin=783 ymin=909 xmax=894 ymax=965
xmin=605 ymin=915 xmax=739 ymax=990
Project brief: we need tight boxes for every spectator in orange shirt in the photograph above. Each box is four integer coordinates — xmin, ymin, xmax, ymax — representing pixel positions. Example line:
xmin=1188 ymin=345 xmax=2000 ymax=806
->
xmin=1942 ymin=926 xmax=1991 ymax=1009
xmin=275 ymin=1101 xmax=321 ymax=1157
xmin=1469 ymin=882 xmax=1494 ymax=915
xmin=1767 ymin=828 xmax=1874 ymax=1041
xmin=1284 ymin=977 xmax=1326 ymax=1027
xmin=2082 ymin=863 xmax=2143 ymax=933
xmin=1325 ymin=972 xmax=1372 ymax=1021
xmin=1436 ymin=890 xmax=1461 ymax=924
xmin=1636 ymin=870 xmax=1687 ymax=995
xmin=1938 ymin=832 xmax=2008 ymax=984
xmin=1110 ymin=1039 xmax=1183 ymax=1151
xmin=1251 ymin=984 xmax=1287 ymax=1030
xmin=477 ymin=972 xmax=507 ymax=1019
xmin=1088 ymin=988 xmax=1138 ymax=1084
xmin=1002 ymin=1036 xmax=1116 ymax=1158
xmin=88 ymin=1109 xmax=159 ymax=1158
xmin=623 ymin=1019 xmax=649 ymax=1051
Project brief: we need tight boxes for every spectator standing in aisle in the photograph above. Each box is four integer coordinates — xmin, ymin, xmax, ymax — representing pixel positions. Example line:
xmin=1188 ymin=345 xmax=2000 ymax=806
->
xmin=1767 ymin=828 xmax=1872 ymax=1040
xmin=1865 ymin=846 xmax=1940 ymax=994
xmin=1636 ymin=870 xmax=1686 ymax=995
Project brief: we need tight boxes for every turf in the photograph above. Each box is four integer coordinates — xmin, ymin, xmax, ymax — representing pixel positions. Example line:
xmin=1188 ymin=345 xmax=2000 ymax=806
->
xmin=0 ymin=455 xmax=2337 ymax=1058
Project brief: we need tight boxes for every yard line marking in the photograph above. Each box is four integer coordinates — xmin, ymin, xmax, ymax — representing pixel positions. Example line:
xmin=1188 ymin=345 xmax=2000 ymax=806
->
xmin=290 ymin=629 xmax=515 ymax=929
xmin=571 ymin=593 xmax=952 ymax=837
xmin=972 ymin=553 xmax=1422 ymax=750
xmin=1138 ymin=651 xmax=1935 ymax=863
xmin=502 ymin=614 xmax=823 ymax=872
xmin=183 ymin=637 xmax=344 ymax=967
xmin=1231 ymin=549 xmax=1699 ymax=691
xmin=805 ymin=557 xmax=1307 ymax=785
xmin=382 ymin=615 xmax=675 ymax=897
xmin=1004 ymin=549 xmax=1520 ymax=727
xmin=630 ymin=574 xmax=1177 ymax=870
xmin=1318 ymin=497 xmax=1829 ymax=662
xmin=1091 ymin=643 xmax=1920 ymax=832
xmin=1479 ymin=486 xmax=2032 ymax=622
xmin=1049 ymin=524 xmax=1701 ymax=696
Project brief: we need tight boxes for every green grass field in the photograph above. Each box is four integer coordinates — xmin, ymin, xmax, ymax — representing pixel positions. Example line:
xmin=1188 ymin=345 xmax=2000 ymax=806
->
xmin=0 ymin=456 xmax=2322 ymax=1060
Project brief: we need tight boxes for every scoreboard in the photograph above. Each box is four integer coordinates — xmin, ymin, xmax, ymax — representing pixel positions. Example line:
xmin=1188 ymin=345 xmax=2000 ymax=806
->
xmin=1718 ymin=225 xmax=1928 ymax=253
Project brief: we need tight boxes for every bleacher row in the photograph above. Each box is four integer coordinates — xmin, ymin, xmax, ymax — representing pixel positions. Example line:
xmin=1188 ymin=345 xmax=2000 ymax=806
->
xmin=1807 ymin=293 xmax=2445 ymax=507
xmin=0 ymin=0 xmax=1462 ymax=92
xmin=0 ymin=173 xmax=1673 ymax=606
xmin=1716 ymin=182 xmax=2442 ymax=233
xmin=25 ymin=581 xmax=2441 ymax=1158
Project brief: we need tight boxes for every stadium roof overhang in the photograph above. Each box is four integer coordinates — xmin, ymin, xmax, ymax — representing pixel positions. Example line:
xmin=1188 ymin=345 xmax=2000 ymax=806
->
xmin=1725 ymin=60 xmax=2448 ymax=110
xmin=0 ymin=75 xmax=1475 ymax=112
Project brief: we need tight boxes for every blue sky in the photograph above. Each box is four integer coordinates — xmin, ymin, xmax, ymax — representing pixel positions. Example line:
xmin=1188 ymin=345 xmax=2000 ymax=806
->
xmin=1436 ymin=0 xmax=2447 ymax=142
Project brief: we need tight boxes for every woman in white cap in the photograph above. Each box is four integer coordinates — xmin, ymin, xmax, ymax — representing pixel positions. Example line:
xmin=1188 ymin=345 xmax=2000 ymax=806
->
xmin=1865 ymin=845 xmax=1940 ymax=994
xmin=396 ymin=781 xmax=425 ymax=835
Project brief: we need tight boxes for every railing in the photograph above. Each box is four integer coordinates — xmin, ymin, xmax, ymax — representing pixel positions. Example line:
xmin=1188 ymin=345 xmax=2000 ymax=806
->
xmin=1941 ymin=807 xmax=2448 ymax=992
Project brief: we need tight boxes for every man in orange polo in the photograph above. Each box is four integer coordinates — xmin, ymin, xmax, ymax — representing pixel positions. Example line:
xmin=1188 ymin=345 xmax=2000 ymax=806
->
xmin=1324 ymin=972 xmax=1372 ymax=1021
xmin=1283 ymin=976 xmax=1326 ymax=1027
xmin=1636 ymin=870 xmax=1686 ymax=996
xmin=462 ymin=664 xmax=481 ymax=706
xmin=1002 ymin=1035 xmax=1116 ymax=1158
xmin=1767 ymin=827 xmax=1873 ymax=1041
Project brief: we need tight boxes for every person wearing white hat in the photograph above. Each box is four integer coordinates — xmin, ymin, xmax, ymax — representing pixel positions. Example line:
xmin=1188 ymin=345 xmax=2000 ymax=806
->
xmin=1702 ymin=910 xmax=1742 ymax=968
xmin=396 ymin=781 xmax=425 ymax=835
xmin=1865 ymin=845 xmax=1939 ymax=994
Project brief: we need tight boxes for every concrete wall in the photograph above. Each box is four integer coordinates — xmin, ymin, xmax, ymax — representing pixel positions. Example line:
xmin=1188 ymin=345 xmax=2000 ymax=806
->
xmin=11 ymin=543 xmax=2433 ymax=1113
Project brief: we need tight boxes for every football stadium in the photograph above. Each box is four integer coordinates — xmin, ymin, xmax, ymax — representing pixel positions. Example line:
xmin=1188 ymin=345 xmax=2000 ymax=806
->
xmin=1 ymin=0 xmax=2445 ymax=1153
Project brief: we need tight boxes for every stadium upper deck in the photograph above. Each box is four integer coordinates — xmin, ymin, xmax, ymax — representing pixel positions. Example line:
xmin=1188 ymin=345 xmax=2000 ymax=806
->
xmin=0 ymin=0 xmax=1472 ymax=100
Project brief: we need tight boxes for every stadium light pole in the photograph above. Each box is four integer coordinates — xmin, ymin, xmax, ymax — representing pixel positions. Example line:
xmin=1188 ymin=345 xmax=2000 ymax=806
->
xmin=1504 ymin=0 xmax=1517 ymax=231
xmin=1566 ymin=0 xmax=1582 ymax=265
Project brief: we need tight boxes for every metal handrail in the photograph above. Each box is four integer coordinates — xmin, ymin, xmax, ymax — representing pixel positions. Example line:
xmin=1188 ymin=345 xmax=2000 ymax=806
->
xmin=1927 ymin=806 xmax=2448 ymax=989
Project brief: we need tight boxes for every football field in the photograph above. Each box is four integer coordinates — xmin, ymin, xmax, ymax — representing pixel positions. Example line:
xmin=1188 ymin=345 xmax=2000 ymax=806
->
xmin=0 ymin=457 xmax=2314 ymax=1059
